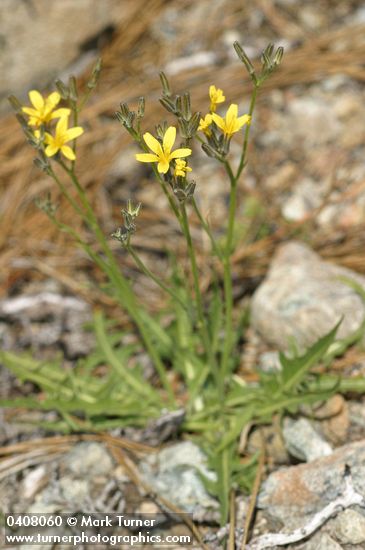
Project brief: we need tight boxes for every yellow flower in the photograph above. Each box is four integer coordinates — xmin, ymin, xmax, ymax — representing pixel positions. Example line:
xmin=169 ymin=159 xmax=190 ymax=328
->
xmin=198 ymin=114 xmax=213 ymax=136
xmin=211 ymin=104 xmax=251 ymax=137
xmin=209 ymin=85 xmax=225 ymax=113
xmin=22 ymin=90 xmax=70 ymax=127
xmin=43 ymin=117 xmax=84 ymax=160
xmin=174 ymin=159 xmax=192 ymax=177
xmin=135 ymin=127 xmax=191 ymax=174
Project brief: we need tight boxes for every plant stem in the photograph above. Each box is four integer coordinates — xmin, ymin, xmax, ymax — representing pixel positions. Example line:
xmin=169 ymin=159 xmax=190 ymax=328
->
xmin=191 ymin=197 xmax=223 ymax=261
xmin=235 ymin=84 xmax=258 ymax=181
xmin=220 ymin=84 xmax=259 ymax=380
xmin=180 ymin=203 xmax=221 ymax=390
xmin=151 ymin=165 xmax=182 ymax=222
xmin=56 ymin=162 xmax=175 ymax=402
xmin=126 ymin=244 xmax=189 ymax=312
xmin=49 ymin=167 xmax=85 ymax=219
xmin=221 ymin=160 xmax=237 ymax=380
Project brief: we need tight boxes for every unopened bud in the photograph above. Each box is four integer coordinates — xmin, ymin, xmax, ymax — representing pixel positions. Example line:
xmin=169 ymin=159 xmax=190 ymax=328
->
xmin=111 ymin=227 xmax=129 ymax=246
xmin=159 ymin=71 xmax=171 ymax=97
xmin=8 ymin=95 xmax=22 ymax=113
xmin=261 ymin=50 xmax=273 ymax=71
xmin=34 ymin=157 xmax=51 ymax=174
xmin=178 ymin=119 xmax=189 ymax=139
xmin=175 ymin=95 xmax=182 ymax=115
xmin=274 ymin=46 xmax=284 ymax=66
xmin=182 ymin=93 xmax=191 ymax=121
xmin=68 ymin=76 xmax=78 ymax=102
xmin=187 ymin=112 xmax=200 ymax=136
xmin=201 ymin=142 xmax=224 ymax=161
xmin=137 ymin=96 xmax=145 ymax=118
xmin=159 ymin=96 xmax=177 ymax=114
xmin=233 ymin=41 xmax=257 ymax=83
xmin=87 ymin=58 xmax=102 ymax=90
xmin=55 ymin=79 xmax=70 ymax=100
xmin=16 ymin=113 xmax=28 ymax=129
xmin=125 ymin=199 xmax=141 ymax=219
xmin=156 ymin=123 xmax=167 ymax=140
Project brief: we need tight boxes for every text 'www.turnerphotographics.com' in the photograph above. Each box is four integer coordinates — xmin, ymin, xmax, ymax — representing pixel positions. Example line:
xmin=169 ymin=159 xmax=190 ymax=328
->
xmin=3 ymin=513 xmax=193 ymax=546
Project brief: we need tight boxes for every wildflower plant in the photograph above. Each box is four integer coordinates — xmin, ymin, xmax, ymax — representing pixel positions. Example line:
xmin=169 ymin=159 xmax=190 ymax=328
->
xmin=7 ymin=42 xmax=365 ymax=528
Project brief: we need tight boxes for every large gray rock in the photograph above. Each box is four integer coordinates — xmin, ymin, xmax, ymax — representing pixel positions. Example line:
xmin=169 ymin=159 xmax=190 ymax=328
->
xmin=282 ymin=417 xmax=333 ymax=462
xmin=251 ymin=241 xmax=365 ymax=350
xmin=258 ymin=439 xmax=365 ymax=526
xmin=0 ymin=0 xmax=125 ymax=108
xmin=140 ymin=441 xmax=219 ymax=519
xmin=332 ymin=508 xmax=365 ymax=545
xmin=301 ymin=532 xmax=343 ymax=550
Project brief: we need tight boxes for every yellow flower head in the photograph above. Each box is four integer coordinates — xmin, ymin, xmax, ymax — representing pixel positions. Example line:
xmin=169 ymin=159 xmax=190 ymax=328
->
xmin=135 ymin=127 xmax=191 ymax=174
xmin=211 ymin=104 xmax=251 ymax=137
xmin=22 ymin=90 xmax=71 ymax=127
xmin=198 ymin=114 xmax=213 ymax=136
xmin=43 ymin=117 xmax=84 ymax=160
xmin=209 ymin=85 xmax=225 ymax=113
xmin=174 ymin=159 xmax=192 ymax=178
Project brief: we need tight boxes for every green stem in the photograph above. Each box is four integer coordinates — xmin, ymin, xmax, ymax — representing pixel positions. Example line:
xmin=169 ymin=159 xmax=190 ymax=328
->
xmin=180 ymin=204 xmax=220 ymax=390
xmin=221 ymin=160 xmax=238 ymax=381
xmin=57 ymin=162 xmax=175 ymax=402
xmin=49 ymin=167 xmax=85 ymax=219
xmin=220 ymin=85 xmax=259 ymax=381
xmin=151 ymin=165 xmax=182 ymax=222
xmin=71 ymin=100 xmax=78 ymax=171
xmin=127 ymin=244 xmax=189 ymax=312
xmin=235 ymin=84 xmax=258 ymax=181
xmin=224 ymin=161 xmax=237 ymax=257
xmin=191 ymin=197 xmax=223 ymax=261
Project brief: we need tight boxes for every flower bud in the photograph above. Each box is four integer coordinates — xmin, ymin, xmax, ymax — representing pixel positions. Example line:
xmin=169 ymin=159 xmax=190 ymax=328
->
xmin=274 ymin=46 xmax=284 ymax=66
xmin=187 ymin=112 xmax=201 ymax=136
xmin=137 ymin=96 xmax=145 ymax=118
xmin=87 ymin=58 xmax=102 ymax=90
xmin=182 ymin=93 xmax=191 ymax=121
xmin=201 ymin=142 xmax=224 ymax=161
xmin=175 ymin=95 xmax=182 ymax=115
xmin=34 ymin=157 xmax=51 ymax=174
xmin=233 ymin=41 xmax=257 ymax=83
xmin=159 ymin=71 xmax=172 ymax=97
xmin=55 ymin=79 xmax=70 ymax=100
xmin=159 ymin=96 xmax=177 ymax=114
xmin=8 ymin=95 xmax=22 ymax=113
xmin=68 ymin=76 xmax=78 ymax=101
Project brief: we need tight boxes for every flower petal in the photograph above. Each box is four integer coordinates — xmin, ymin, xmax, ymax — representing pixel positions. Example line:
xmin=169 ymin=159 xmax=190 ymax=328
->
xmin=50 ymin=108 xmax=71 ymax=119
xmin=29 ymin=90 xmax=44 ymax=111
xmin=65 ymin=126 xmax=84 ymax=141
xmin=211 ymin=113 xmax=225 ymax=131
xmin=43 ymin=132 xmax=53 ymax=144
xmin=169 ymin=148 xmax=192 ymax=160
xmin=61 ymin=145 xmax=76 ymax=160
xmin=143 ymin=133 xmax=161 ymax=155
xmin=46 ymin=92 xmax=61 ymax=109
xmin=135 ymin=153 xmax=159 ymax=163
xmin=157 ymin=160 xmax=170 ymax=174
xmin=22 ymin=107 xmax=39 ymax=117
xmin=28 ymin=117 xmax=40 ymax=127
xmin=56 ymin=116 xmax=68 ymax=136
xmin=226 ymin=104 xmax=238 ymax=126
xmin=45 ymin=144 xmax=59 ymax=157
xmin=163 ymin=126 xmax=176 ymax=153
xmin=236 ymin=114 xmax=251 ymax=129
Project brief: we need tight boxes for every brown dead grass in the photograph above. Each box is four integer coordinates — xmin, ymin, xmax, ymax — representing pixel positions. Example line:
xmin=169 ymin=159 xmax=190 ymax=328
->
xmin=1 ymin=0 xmax=365 ymax=309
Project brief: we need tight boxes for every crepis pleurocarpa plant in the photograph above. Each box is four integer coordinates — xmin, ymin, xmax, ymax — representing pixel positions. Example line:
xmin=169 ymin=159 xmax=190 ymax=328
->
xmin=8 ymin=42 xmax=364 ymax=529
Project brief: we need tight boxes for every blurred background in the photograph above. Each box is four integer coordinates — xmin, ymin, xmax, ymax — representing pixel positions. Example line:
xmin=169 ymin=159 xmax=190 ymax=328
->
xmin=1 ymin=0 xmax=365 ymax=318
